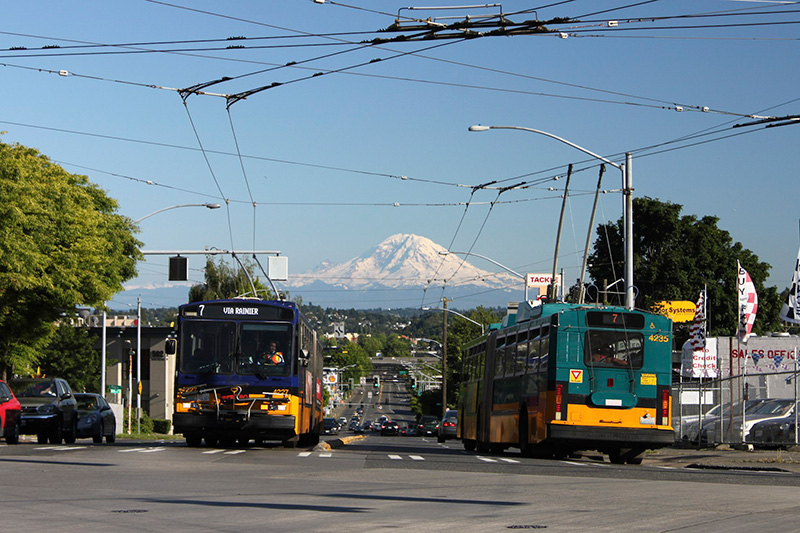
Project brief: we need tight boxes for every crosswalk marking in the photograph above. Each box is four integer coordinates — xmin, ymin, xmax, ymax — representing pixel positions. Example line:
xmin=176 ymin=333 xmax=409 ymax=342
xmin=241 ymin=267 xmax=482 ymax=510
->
xmin=298 ymin=451 xmax=312 ymax=457
xmin=319 ymin=453 xmax=332 ymax=457
xmin=409 ymin=455 xmax=424 ymax=461
xmin=203 ymin=449 xmax=226 ymax=454
xmin=223 ymin=450 xmax=246 ymax=455
xmin=477 ymin=456 xmax=497 ymax=463
xmin=388 ymin=454 xmax=403 ymax=460
xmin=118 ymin=447 xmax=165 ymax=453
xmin=500 ymin=458 xmax=520 ymax=463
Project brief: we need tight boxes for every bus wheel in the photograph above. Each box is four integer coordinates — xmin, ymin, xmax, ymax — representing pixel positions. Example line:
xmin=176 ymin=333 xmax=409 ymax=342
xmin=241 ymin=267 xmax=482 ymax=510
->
xmin=186 ymin=434 xmax=202 ymax=447
xmin=204 ymin=436 xmax=218 ymax=447
xmin=518 ymin=407 xmax=531 ymax=456
xmin=463 ymin=439 xmax=476 ymax=452
xmin=282 ymin=436 xmax=299 ymax=448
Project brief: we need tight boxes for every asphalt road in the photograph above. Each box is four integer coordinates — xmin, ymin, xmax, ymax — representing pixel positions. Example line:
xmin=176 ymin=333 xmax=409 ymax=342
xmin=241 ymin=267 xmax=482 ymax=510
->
xmin=3 ymin=381 xmax=800 ymax=532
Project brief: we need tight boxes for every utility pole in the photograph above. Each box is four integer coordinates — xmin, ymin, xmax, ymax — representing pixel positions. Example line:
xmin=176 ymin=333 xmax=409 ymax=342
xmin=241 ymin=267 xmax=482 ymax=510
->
xmin=441 ymin=298 xmax=450 ymax=420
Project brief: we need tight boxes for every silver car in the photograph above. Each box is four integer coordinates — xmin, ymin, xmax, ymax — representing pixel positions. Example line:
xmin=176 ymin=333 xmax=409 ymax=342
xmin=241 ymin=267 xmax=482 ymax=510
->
xmin=437 ymin=410 xmax=458 ymax=443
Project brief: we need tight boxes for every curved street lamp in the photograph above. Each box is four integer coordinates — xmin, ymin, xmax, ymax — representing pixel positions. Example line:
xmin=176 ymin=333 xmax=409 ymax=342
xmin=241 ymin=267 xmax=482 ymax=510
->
xmin=438 ymin=249 xmax=528 ymax=301
xmin=134 ymin=202 xmax=221 ymax=223
xmin=469 ymin=125 xmax=634 ymax=309
xmin=422 ymin=307 xmax=485 ymax=335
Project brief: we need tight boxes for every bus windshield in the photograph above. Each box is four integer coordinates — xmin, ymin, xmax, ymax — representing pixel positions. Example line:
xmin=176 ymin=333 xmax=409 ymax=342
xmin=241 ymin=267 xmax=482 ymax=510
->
xmin=585 ymin=330 xmax=644 ymax=369
xmin=179 ymin=321 xmax=292 ymax=377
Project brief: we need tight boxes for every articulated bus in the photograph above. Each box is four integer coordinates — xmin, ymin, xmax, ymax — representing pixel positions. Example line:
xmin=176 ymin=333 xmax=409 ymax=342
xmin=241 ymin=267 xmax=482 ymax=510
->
xmin=458 ymin=301 xmax=674 ymax=464
xmin=172 ymin=298 xmax=324 ymax=448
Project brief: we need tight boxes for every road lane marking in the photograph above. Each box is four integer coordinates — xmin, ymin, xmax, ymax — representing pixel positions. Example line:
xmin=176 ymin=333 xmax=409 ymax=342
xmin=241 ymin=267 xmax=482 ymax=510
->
xmin=34 ymin=446 xmax=87 ymax=451
xmin=388 ymin=454 xmax=403 ymax=460
xmin=319 ymin=453 xmax=332 ymax=457
xmin=298 ymin=452 xmax=312 ymax=457
xmin=223 ymin=450 xmax=246 ymax=455
xmin=409 ymin=455 xmax=424 ymax=461
xmin=500 ymin=458 xmax=520 ymax=463
xmin=477 ymin=456 xmax=497 ymax=463
xmin=203 ymin=449 xmax=226 ymax=454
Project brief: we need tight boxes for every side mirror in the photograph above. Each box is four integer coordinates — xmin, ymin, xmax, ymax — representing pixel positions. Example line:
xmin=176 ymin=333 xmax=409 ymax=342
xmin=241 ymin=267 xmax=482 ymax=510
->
xmin=165 ymin=338 xmax=177 ymax=356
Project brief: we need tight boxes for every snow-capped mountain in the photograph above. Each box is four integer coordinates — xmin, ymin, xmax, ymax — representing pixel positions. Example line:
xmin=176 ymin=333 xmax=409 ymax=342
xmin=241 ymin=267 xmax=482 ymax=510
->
xmin=285 ymin=234 xmax=522 ymax=308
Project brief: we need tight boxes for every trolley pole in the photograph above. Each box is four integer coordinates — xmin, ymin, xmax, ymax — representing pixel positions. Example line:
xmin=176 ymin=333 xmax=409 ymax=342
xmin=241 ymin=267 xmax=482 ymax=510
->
xmin=441 ymin=298 xmax=450 ymax=420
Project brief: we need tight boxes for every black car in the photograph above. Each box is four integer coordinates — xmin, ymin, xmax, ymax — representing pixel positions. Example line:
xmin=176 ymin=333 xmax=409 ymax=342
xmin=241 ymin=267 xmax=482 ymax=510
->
xmin=380 ymin=420 xmax=399 ymax=436
xmin=74 ymin=393 xmax=117 ymax=444
xmin=322 ymin=417 xmax=340 ymax=435
xmin=11 ymin=377 xmax=78 ymax=444
xmin=418 ymin=415 xmax=440 ymax=437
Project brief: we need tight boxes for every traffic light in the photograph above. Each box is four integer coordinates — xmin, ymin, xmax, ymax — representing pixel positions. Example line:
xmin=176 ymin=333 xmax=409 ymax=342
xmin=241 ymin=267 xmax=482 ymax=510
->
xmin=410 ymin=378 xmax=416 ymax=390
xmin=373 ymin=376 xmax=380 ymax=388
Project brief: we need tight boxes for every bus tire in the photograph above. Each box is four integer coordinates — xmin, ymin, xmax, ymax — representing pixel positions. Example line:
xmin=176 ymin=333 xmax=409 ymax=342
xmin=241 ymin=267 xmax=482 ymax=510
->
xmin=186 ymin=434 xmax=202 ymax=447
xmin=519 ymin=406 xmax=531 ymax=456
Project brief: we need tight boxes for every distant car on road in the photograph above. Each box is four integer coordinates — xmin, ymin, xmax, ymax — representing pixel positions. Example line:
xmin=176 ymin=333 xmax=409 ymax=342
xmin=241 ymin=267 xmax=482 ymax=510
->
xmin=74 ymin=393 xmax=116 ymax=444
xmin=380 ymin=420 xmax=399 ymax=436
xmin=0 ymin=380 xmax=21 ymax=444
xmin=438 ymin=410 xmax=458 ymax=442
xmin=10 ymin=377 xmax=78 ymax=444
xmin=399 ymin=422 xmax=417 ymax=437
xmin=418 ymin=415 xmax=439 ymax=437
xmin=323 ymin=417 xmax=340 ymax=435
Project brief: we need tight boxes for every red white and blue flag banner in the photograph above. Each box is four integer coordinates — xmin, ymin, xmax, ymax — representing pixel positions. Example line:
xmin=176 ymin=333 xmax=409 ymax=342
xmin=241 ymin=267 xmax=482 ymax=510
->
xmin=737 ymin=261 xmax=758 ymax=344
xmin=688 ymin=289 xmax=707 ymax=351
xmin=779 ymin=245 xmax=800 ymax=325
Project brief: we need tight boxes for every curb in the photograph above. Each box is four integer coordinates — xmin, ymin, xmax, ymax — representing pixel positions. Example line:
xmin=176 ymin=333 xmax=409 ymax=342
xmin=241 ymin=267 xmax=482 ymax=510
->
xmin=313 ymin=434 xmax=366 ymax=452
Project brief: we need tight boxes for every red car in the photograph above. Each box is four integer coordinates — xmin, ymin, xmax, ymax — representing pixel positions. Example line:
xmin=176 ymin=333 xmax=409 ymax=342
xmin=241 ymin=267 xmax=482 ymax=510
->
xmin=0 ymin=379 xmax=21 ymax=444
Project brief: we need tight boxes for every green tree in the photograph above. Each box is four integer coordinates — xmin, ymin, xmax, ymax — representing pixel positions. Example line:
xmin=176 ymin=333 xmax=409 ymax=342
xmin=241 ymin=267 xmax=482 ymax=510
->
xmin=38 ymin=322 xmax=102 ymax=393
xmin=588 ymin=197 xmax=782 ymax=338
xmin=0 ymin=140 xmax=141 ymax=379
xmin=188 ymin=256 xmax=273 ymax=302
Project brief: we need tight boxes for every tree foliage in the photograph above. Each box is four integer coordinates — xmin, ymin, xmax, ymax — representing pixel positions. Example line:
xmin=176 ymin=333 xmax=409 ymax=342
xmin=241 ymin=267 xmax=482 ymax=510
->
xmin=0 ymin=140 xmax=141 ymax=378
xmin=38 ymin=322 xmax=102 ymax=393
xmin=188 ymin=256 xmax=273 ymax=302
xmin=587 ymin=197 xmax=782 ymax=338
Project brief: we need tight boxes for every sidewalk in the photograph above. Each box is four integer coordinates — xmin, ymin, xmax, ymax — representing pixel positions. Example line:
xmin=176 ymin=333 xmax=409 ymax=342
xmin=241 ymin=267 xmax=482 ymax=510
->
xmin=642 ymin=444 xmax=800 ymax=472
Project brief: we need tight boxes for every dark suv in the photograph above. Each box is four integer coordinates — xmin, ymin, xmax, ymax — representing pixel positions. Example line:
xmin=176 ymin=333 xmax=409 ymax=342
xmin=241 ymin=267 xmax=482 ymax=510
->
xmin=10 ymin=378 xmax=78 ymax=444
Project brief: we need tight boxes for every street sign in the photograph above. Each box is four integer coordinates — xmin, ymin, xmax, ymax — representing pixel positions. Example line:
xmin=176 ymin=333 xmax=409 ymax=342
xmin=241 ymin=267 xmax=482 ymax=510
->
xmin=108 ymin=385 xmax=121 ymax=394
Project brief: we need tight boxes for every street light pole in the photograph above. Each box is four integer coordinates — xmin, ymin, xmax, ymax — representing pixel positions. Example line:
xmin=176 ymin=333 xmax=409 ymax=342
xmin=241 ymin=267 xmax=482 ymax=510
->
xmin=469 ymin=125 xmax=634 ymax=309
xmin=438 ymin=250 xmax=528 ymax=301
xmin=134 ymin=203 xmax=221 ymax=223
xmin=441 ymin=298 xmax=449 ymax=421
xmin=422 ymin=307 xmax=485 ymax=335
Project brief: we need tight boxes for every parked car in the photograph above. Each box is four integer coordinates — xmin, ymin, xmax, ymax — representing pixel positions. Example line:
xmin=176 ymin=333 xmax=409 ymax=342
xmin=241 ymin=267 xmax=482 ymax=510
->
xmin=10 ymin=377 xmax=78 ymax=444
xmin=322 ymin=417 xmax=340 ymax=435
xmin=702 ymin=399 xmax=795 ymax=444
xmin=418 ymin=415 xmax=440 ymax=437
xmin=684 ymin=399 xmax=767 ymax=445
xmin=748 ymin=402 xmax=800 ymax=447
xmin=74 ymin=393 xmax=116 ymax=444
xmin=380 ymin=420 xmax=399 ymax=436
xmin=437 ymin=410 xmax=458 ymax=442
xmin=0 ymin=380 xmax=21 ymax=444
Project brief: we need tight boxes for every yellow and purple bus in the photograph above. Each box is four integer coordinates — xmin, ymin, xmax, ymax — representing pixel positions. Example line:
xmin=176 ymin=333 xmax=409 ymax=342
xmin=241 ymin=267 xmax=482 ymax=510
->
xmin=172 ymin=298 xmax=323 ymax=448
xmin=458 ymin=301 xmax=673 ymax=464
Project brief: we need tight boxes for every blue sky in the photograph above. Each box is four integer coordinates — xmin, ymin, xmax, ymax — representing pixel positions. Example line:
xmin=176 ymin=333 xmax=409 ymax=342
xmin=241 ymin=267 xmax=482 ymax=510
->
xmin=2 ymin=1 xmax=798 ymax=309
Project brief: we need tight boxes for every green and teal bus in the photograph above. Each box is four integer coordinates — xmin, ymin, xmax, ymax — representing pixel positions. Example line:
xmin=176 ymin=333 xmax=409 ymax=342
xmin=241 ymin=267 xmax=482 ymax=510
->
xmin=458 ymin=301 xmax=674 ymax=464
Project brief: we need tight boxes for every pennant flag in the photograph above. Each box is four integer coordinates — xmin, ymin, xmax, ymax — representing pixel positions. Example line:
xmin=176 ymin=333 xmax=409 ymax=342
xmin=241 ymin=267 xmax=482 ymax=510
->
xmin=779 ymin=245 xmax=800 ymax=324
xmin=737 ymin=261 xmax=758 ymax=343
xmin=688 ymin=289 xmax=706 ymax=351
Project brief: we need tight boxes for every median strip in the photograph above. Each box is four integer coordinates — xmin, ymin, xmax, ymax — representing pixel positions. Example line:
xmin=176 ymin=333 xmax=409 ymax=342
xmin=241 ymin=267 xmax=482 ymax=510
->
xmin=313 ymin=434 xmax=366 ymax=452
